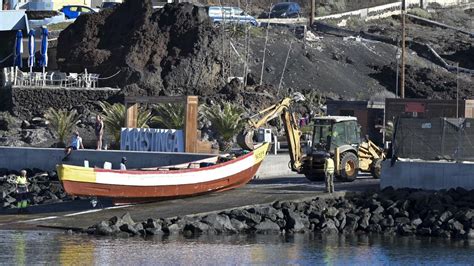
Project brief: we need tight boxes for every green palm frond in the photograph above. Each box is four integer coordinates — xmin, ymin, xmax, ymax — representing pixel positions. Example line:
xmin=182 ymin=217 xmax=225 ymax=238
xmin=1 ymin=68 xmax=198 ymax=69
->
xmin=203 ymin=102 xmax=245 ymax=142
xmin=151 ymin=103 xmax=185 ymax=129
xmin=98 ymin=101 xmax=153 ymax=144
xmin=44 ymin=108 xmax=80 ymax=145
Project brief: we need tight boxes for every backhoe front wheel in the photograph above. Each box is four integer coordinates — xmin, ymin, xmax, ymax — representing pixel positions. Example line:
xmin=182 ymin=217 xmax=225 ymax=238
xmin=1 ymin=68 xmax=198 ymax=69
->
xmin=337 ymin=152 xmax=358 ymax=182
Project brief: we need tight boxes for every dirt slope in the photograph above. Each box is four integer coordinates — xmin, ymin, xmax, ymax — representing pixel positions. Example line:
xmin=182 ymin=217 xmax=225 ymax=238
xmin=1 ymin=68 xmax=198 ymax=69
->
xmin=57 ymin=1 xmax=226 ymax=97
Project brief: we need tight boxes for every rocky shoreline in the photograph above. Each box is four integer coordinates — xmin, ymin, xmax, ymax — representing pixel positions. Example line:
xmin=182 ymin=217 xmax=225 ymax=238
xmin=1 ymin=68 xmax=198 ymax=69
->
xmin=86 ymin=187 xmax=474 ymax=239
xmin=0 ymin=169 xmax=70 ymax=208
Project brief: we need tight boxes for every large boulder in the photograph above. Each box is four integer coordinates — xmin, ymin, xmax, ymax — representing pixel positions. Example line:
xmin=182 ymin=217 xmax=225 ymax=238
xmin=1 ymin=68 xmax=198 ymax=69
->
xmin=230 ymin=218 xmax=249 ymax=232
xmin=95 ymin=221 xmax=117 ymax=236
xmin=321 ymin=219 xmax=339 ymax=234
xmin=249 ymin=206 xmax=283 ymax=222
xmin=201 ymin=213 xmax=235 ymax=233
xmin=254 ymin=219 xmax=281 ymax=234
xmin=230 ymin=209 xmax=262 ymax=225
xmin=109 ymin=212 xmax=135 ymax=228
xmin=283 ymin=209 xmax=305 ymax=232
xmin=183 ymin=221 xmax=211 ymax=234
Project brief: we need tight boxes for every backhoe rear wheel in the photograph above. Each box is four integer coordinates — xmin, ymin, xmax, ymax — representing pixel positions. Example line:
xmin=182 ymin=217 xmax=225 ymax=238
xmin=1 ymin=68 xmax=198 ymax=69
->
xmin=370 ymin=158 xmax=383 ymax=179
xmin=337 ymin=152 xmax=358 ymax=182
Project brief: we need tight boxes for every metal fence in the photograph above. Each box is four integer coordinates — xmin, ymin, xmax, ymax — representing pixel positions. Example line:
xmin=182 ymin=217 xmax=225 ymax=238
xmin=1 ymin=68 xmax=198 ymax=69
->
xmin=393 ymin=117 xmax=474 ymax=161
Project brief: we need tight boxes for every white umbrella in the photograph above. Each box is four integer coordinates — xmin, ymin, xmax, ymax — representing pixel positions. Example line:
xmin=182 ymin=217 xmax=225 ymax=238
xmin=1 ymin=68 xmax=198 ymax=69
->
xmin=27 ymin=29 xmax=35 ymax=75
xmin=13 ymin=30 xmax=23 ymax=85
xmin=39 ymin=26 xmax=49 ymax=86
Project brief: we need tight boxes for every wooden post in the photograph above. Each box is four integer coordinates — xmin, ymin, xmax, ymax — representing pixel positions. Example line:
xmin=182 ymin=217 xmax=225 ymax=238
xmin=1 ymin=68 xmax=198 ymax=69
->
xmin=310 ymin=0 xmax=315 ymax=26
xmin=184 ymin=96 xmax=198 ymax=153
xmin=125 ymin=103 xmax=138 ymax=128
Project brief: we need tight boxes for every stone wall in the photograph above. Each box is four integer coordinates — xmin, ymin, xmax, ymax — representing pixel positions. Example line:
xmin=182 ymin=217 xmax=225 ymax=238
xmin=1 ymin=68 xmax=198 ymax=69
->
xmin=9 ymin=86 xmax=121 ymax=119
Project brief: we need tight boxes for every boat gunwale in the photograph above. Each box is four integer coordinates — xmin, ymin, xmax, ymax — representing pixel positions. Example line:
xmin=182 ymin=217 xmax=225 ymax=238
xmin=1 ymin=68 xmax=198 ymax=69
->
xmin=59 ymin=143 xmax=268 ymax=176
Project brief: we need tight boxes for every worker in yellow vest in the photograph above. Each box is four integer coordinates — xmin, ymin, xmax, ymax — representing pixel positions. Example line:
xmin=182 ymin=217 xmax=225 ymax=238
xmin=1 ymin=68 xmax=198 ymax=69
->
xmin=15 ymin=170 xmax=29 ymax=213
xmin=324 ymin=153 xmax=335 ymax=193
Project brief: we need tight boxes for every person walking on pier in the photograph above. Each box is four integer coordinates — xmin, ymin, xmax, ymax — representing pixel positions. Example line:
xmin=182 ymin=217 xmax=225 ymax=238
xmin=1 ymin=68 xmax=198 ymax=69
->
xmin=15 ymin=170 xmax=29 ymax=213
xmin=324 ymin=153 xmax=335 ymax=193
xmin=95 ymin=114 xmax=104 ymax=150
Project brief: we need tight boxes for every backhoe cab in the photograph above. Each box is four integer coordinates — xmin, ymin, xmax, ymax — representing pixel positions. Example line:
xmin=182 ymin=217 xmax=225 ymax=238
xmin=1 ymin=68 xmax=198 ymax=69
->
xmin=303 ymin=116 xmax=361 ymax=182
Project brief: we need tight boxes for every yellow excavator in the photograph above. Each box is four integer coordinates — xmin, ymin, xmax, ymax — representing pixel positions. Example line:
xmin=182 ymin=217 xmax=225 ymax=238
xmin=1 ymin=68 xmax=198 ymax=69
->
xmin=237 ymin=93 xmax=385 ymax=182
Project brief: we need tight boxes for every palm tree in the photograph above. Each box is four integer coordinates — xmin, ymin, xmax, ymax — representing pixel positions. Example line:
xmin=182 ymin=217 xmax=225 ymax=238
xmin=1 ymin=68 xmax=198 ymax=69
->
xmin=44 ymin=108 xmax=80 ymax=146
xmin=98 ymin=101 xmax=154 ymax=145
xmin=151 ymin=103 xmax=185 ymax=129
xmin=203 ymin=102 xmax=245 ymax=152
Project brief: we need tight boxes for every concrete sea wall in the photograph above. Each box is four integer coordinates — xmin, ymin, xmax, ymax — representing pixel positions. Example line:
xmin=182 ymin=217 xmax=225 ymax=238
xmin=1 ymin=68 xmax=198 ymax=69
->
xmin=0 ymin=147 xmax=213 ymax=171
xmin=381 ymin=160 xmax=474 ymax=190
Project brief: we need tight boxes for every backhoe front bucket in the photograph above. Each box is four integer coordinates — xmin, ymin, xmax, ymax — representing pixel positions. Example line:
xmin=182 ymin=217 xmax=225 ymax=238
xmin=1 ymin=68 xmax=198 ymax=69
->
xmin=237 ymin=130 xmax=255 ymax=151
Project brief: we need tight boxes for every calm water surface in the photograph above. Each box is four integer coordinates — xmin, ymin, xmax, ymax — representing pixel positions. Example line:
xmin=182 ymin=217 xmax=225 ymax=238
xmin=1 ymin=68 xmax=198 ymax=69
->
xmin=0 ymin=230 xmax=473 ymax=265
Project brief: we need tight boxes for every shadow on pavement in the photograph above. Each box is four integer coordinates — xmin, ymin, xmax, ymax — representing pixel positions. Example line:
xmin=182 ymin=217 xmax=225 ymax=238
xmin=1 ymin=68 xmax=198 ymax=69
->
xmin=250 ymin=176 xmax=310 ymax=185
xmin=0 ymin=198 xmax=115 ymax=215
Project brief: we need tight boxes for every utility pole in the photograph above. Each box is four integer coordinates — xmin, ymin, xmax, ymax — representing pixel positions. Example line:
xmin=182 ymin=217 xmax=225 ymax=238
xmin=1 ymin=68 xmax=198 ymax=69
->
xmin=456 ymin=62 xmax=459 ymax=118
xmin=310 ymin=0 xmax=315 ymax=26
xmin=395 ymin=48 xmax=401 ymax=98
xmin=400 ymin=0 xmax=406 ymax=99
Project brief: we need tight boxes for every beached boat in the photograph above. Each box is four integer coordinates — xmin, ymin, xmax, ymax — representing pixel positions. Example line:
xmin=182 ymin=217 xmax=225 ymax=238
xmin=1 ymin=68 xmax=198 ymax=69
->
xmin=57 ymin=143 xmax=269 ymax=204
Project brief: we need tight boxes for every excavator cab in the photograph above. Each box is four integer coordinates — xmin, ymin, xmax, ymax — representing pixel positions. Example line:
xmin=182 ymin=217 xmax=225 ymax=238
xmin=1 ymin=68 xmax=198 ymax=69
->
xmin=303 ymin=116 xmax=361 ymax=182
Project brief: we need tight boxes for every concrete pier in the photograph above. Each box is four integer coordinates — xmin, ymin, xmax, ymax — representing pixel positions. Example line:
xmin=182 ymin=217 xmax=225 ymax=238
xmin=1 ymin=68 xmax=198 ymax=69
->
xmin=0 ymin=176 xmax=379 ymax=230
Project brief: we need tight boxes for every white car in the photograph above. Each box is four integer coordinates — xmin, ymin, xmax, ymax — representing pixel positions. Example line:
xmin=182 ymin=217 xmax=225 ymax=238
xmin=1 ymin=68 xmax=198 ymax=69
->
xmin=207 ymin=6 xmax=258 ymax=27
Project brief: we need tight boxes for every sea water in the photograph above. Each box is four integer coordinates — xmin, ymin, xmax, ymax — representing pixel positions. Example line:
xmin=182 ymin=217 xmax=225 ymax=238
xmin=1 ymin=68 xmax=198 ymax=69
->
xmin=0 ymin=230 xmax=473 ymax=265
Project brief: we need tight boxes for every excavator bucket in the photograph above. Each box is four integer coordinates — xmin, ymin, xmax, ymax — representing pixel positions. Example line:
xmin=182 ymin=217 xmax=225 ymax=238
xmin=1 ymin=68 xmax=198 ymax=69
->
xmin=237 ymin=130 xmax=255 ymax=151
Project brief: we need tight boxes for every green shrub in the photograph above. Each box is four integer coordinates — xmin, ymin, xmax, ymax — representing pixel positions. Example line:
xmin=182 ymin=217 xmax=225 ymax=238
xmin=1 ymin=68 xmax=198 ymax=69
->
xmin=44 ymin=108 xmax=80 ymax=146
xmin=408 ymin=8 xmax=432 ymax=19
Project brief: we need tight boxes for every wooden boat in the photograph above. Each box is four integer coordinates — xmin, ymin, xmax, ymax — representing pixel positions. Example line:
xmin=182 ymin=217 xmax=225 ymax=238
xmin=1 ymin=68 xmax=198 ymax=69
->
xmin=57 ymin=143 xmax=269 ymax=204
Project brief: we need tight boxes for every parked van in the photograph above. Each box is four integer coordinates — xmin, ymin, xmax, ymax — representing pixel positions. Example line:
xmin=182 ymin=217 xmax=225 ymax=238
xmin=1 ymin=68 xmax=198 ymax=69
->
xmin=208 ymin=6 xmax=258 ymax=27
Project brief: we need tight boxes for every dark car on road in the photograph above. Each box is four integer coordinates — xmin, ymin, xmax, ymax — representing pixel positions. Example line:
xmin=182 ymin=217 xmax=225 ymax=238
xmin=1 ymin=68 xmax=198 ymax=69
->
xmin=259 ymin=2 xmax=301 ymax=18
xmin=99 ymin=2 xmax=121 ymax=9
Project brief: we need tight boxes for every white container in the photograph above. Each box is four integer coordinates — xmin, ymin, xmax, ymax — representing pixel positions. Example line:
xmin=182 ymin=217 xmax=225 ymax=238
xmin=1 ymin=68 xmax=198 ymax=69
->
xmin=103 ymin=162 xmax=112 ymax=170
xmin=257 ymin=128 xmax=272 ymax=143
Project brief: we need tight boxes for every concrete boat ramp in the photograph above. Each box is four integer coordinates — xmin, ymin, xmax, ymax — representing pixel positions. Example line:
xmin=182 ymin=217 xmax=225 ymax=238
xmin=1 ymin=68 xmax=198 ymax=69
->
xmin=0 ymin=175 xmax=379 ymax=231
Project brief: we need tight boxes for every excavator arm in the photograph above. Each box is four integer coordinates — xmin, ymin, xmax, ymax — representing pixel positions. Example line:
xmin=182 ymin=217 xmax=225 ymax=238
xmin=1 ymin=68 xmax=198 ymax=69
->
xmin=237 ymin=92 xmax=305 ymax=171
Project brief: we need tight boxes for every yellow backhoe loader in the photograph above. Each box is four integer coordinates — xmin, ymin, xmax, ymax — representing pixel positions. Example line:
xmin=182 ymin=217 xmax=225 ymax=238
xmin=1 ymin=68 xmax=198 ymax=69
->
xmin=237 ymin=93 xmax=385 ymax=182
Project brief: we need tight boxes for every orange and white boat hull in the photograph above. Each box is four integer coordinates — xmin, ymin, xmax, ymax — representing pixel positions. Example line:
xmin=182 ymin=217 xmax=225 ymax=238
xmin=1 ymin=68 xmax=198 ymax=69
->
xmin=58 ymin=143 xmax=269 ymax=203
